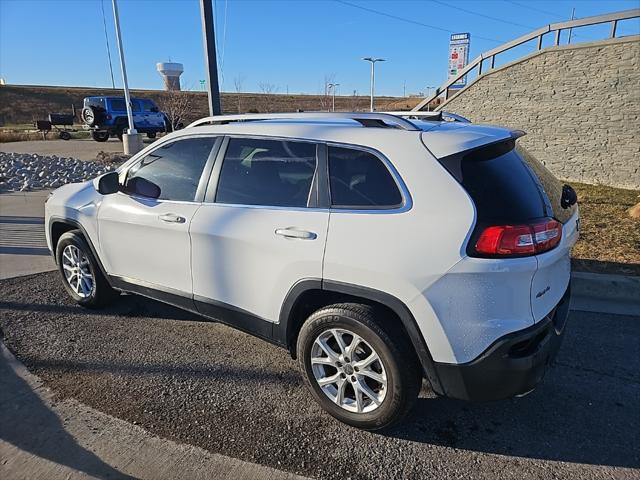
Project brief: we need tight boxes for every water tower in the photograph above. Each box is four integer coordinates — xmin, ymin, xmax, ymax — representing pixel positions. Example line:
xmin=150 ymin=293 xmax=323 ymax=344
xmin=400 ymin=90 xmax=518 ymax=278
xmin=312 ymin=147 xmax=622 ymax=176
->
xmin=156 ymin=62 xmax=184 ymax=91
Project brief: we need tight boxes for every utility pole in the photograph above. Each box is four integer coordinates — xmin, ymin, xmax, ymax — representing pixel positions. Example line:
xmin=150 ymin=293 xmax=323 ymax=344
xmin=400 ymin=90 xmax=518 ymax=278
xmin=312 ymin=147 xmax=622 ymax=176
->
xmin=403 ymin=80 xmax=406 ymax=98
xmin=111 ymin=0 xmax=142 ymax=154
xmin=362 ymin=57 xmax=385 ymax=112
xmin=200 ymin=0 xmax=221 ymax=116
xmin=328 ymin=83 xmax=340 ymax=112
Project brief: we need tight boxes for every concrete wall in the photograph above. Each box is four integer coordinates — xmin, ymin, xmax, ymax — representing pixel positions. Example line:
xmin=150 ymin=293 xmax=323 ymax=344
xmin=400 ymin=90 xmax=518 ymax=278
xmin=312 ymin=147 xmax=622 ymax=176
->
xmin=439 ymin=36 xmax=640 ymax=190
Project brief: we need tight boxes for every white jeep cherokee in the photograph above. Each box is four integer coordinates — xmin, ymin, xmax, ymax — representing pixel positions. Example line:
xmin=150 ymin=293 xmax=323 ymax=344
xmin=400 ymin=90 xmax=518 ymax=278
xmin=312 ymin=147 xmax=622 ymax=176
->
xmin=45 ymin=112 xmax=579 ymax=430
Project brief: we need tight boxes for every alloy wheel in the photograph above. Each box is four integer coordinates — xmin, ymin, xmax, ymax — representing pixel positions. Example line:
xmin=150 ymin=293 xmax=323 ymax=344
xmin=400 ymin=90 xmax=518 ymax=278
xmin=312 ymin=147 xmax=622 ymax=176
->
xmin=310 ymin=328 xmax=387 ymax=413
xmin=61 ymin=244 xmax=94 ymax=298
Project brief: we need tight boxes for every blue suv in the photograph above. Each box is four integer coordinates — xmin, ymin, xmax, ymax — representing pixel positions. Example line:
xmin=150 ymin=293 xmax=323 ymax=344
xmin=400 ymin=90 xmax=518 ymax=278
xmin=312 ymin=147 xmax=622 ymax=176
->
xmin=81 ymin=96 xmax=169 ymax=142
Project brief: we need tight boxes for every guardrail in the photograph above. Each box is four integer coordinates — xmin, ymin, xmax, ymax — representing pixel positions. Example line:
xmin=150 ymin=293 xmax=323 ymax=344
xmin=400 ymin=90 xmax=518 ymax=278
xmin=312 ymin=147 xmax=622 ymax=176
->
xmin=412 ymin=8 xmax=640 ymax=112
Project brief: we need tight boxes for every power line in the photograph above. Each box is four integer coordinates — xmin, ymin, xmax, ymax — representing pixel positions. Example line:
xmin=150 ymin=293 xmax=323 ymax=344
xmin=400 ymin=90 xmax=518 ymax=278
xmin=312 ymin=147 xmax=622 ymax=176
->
xmin=429 ymin=0 xmax=536 ymax=30
xmin=503 ymin=0 xmax=564 ymax=20
xmin=333 ymin=0 xmax=506 ymax=44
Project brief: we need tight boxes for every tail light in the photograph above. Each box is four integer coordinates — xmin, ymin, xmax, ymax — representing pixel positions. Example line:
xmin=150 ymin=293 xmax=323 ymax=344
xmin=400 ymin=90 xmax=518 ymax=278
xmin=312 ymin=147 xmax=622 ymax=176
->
xmin=474 ymin=218 xmax=562 ymax=257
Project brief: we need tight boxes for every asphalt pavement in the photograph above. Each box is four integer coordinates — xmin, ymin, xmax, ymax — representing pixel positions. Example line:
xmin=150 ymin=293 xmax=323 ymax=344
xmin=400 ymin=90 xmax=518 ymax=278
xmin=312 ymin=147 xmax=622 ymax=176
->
xmin=0 ymin=138 xmax=154 ymax=162
xmin=1 ymin=271 xmax=638 ymax=480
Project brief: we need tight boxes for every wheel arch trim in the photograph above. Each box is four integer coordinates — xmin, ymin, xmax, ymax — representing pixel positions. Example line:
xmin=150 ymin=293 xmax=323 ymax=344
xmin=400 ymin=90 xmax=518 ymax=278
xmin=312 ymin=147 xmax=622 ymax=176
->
xmin=278 ymin=278 xmax=445 ymax=394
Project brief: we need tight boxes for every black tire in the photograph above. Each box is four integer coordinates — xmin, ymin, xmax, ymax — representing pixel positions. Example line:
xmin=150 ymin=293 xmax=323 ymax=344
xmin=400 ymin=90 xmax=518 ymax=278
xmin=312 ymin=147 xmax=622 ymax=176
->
xmin=91 ymin=131 xmax=110 ymax=142
xmin=297 ymin=303 xmax=422 ymax=430
xmin=146 ymin=132 xmax=156 ymax=139
xmin=56 ymin=230 xmax=119 ymax=309
xmin=59 ymin=131 xmax=72 ymax=141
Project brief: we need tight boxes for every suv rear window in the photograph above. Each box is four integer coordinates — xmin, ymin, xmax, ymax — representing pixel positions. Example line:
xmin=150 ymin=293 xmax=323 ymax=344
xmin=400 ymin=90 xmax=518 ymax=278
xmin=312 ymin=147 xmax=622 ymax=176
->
xmin=328 ymin=146 xmax=402 ymax=208
xmin=440 ymin=139 xmax=552 ymax=224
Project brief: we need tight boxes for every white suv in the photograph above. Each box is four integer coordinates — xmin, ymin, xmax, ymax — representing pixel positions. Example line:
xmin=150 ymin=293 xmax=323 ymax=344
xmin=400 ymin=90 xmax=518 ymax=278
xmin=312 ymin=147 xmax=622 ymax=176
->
xmin=45 ymin=112 xmax=579 ymax=430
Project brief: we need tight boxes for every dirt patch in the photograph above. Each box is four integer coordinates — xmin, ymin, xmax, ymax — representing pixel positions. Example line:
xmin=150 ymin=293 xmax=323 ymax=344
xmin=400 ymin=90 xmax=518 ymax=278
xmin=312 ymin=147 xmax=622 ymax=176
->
xmin=570 ymin=182 xmax=640 ymax=275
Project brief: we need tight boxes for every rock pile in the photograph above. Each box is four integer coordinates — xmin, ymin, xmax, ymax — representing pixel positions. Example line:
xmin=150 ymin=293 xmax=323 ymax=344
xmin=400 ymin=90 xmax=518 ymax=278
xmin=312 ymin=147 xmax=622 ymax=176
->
xmin=0 ymin=152 xmax=119 ymax=192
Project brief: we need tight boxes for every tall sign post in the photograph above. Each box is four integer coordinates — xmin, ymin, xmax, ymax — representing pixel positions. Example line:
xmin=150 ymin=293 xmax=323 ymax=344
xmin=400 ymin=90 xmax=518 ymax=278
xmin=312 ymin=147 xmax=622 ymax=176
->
xmin=200 ymin=0 xmax=221 ymax=116
xmin=111 ymin=0 xmax=143 ymax=154
xmin=448 ymin=33 xmax=470 ymax=90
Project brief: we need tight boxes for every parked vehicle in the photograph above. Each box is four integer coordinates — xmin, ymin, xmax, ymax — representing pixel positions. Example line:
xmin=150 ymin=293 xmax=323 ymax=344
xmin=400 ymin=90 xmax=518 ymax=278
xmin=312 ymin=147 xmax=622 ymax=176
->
xmin=45 ymin=112 xmax=579 ymax=430
xmin=81 ymin=96 xmax=169 ymax=142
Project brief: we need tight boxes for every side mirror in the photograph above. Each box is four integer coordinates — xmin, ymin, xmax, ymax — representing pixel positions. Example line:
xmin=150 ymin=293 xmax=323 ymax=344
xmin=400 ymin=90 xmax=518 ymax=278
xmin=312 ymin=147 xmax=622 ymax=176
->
xmin=97 ymin=171 xmax=120 ymax=195
xmin=126 ymin=176 xmax=161 ymax=199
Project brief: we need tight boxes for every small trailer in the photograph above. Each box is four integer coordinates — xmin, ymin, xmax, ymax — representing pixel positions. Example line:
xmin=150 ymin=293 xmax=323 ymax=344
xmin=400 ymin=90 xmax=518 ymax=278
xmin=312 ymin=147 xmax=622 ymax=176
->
xmin=34 ymin=108 xmax=76 ymax=140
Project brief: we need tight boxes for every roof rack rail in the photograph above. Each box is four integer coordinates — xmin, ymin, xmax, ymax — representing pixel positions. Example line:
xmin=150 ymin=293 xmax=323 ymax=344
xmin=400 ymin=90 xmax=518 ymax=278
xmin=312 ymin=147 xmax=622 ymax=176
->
xmin=185 ymin=112 xmax=420 ymax=131
xmin=382 ymin=111 xmax=471 ymax=123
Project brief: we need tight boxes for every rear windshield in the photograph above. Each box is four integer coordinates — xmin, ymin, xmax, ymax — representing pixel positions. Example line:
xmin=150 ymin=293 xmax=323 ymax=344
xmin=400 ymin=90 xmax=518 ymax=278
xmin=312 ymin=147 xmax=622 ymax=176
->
xmin=439 ymin=139 xmax=560 ymax=224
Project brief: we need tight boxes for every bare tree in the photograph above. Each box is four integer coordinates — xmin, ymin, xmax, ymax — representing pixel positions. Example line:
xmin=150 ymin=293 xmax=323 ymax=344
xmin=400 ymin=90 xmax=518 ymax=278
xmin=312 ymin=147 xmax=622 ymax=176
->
xmin=258 ymin=82 xmax=278 ymax=112
xmin=157 ymin=89 xmax=193 ymax=131
xmin=233 ymin=75 xmax=245 ymax=113
xmin=319 ymin=73 xmax=336 ymax=111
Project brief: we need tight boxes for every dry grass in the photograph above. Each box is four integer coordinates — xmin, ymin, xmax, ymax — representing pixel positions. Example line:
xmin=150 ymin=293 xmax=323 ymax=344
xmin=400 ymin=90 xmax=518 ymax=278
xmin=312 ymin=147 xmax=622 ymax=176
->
xmin=571 ymin=182 xmax=640 ymax=275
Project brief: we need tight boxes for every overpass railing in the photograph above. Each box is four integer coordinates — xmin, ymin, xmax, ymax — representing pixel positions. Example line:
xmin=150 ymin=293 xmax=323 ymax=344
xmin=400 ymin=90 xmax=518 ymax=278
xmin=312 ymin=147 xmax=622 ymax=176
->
xmin=412 ymin=8 xmax=640 ymax=111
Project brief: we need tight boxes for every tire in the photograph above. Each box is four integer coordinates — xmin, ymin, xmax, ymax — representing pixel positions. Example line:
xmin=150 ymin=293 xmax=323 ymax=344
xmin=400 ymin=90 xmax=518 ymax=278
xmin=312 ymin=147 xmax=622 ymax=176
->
xmin=81 ymin=107 xmax=98 ymax=126
xmin=56 ymin=230 xmax=119 ymax=309
xmin=297 ymin=303 xmax=422 ymax=430
xmin=146 ymin=132 xmax=156 ymax=139
xmin=59 ymin=131 xmax=71 ymax=141
xmin=91 ymin=131 xmax=109 ymax=142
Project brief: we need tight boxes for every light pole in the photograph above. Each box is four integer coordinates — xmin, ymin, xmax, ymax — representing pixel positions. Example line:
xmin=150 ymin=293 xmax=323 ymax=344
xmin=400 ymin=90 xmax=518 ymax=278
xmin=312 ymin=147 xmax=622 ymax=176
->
xmin=362 ymin=57 xmax=385 ymax=112
xmin=111 ymin=0 xmax=142 ymax=154
xmin=328 ymin=83 xmax=340 ymax=112
xmin=425 ymin=86 xmax=436 ymax=111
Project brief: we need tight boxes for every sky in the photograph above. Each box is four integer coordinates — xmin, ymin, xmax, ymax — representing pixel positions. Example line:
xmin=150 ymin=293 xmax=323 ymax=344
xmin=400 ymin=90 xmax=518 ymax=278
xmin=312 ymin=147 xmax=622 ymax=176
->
xmin=0 ymin=0 xmax=638 ymax=96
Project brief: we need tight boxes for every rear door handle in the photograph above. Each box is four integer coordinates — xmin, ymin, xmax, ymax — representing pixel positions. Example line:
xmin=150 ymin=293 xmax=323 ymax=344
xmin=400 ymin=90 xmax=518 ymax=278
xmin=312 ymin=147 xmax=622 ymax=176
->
xmin=275 ymin=228 xmax=317 ymax=240
xmin=159 ymin=213 xmax=186 ymax=224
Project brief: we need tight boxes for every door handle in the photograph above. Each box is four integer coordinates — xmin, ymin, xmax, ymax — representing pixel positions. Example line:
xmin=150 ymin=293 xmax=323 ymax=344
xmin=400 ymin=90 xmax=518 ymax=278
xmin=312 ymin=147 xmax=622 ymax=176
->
xmin=275 ymin=228 xmax=317 ymax=240
xmin=159 ymin=213 xmax=186 ymax=224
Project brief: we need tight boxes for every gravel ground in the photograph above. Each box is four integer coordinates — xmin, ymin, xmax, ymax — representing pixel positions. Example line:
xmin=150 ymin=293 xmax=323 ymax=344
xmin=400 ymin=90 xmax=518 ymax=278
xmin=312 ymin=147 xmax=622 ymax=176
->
xmin=1 ymin=272 xmax=639 ymax=480
xmin=0 ymin=151 xmax=118 ymax=192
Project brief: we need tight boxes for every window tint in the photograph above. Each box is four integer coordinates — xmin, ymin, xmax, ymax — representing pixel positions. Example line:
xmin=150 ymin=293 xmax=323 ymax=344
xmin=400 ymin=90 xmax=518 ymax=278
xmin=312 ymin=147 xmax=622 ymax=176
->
xmin=328 ymin=146 xmax=402 ymax=208
xmin=457 ymin=140 xmax=550 ymax=223
xmin=216 ymin=138 xmax=317 ymax=207
xmin=140 ymin=99 xmax=158 ymax=112
xmin=126 ymin=137 xmax=217 ymax=201
xmin=110 ymin=98 xmax=140 ymax=112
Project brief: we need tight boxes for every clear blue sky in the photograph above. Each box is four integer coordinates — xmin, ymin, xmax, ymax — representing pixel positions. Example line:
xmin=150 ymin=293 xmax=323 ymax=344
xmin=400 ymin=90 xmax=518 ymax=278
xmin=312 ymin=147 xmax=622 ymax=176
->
xmin=1 ymin=0 xmax=638 ymax=96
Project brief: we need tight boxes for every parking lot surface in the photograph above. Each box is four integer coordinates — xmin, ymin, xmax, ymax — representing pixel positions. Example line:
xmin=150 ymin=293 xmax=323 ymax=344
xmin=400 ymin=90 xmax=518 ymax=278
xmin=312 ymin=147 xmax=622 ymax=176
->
xmin=1 ymin=272 xmax=638 ymax=480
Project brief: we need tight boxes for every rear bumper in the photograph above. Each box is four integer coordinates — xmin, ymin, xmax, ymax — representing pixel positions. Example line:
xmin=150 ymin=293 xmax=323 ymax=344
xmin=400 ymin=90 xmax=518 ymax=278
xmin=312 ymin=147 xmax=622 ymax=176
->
xmin=433 ymin=284 xmax=571 ymax=402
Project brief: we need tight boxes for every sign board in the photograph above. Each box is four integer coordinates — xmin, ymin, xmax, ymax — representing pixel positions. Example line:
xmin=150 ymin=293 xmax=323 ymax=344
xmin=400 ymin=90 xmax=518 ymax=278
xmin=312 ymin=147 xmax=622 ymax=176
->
xmin=448 ymin=33 xmax=470 ymax=89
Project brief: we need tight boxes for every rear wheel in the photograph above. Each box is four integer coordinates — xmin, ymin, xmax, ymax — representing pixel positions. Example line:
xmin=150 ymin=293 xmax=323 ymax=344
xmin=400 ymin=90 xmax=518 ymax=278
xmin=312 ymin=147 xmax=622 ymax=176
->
xmin=147 ymin=132 xmax=156 ymax=139
xmin=56 ymin=230 xmax=119 ymax=308
xmin=91 ymin=131 xmax=109 ymax=142
xmin=59 ymin=131 xmax=71 ymax=141
xmin=297 ymin=303 xmax=421 ymax=430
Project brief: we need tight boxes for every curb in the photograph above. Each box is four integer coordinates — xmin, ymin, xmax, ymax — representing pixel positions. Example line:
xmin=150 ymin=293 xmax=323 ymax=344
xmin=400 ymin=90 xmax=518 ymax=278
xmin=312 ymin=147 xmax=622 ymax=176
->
xmin=571 ymin=271 xmax=640 ymax=316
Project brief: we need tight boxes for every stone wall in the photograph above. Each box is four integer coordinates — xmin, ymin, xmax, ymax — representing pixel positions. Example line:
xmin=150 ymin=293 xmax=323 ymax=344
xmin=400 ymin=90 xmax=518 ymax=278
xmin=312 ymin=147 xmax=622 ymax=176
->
xmin=439 ymin=36 xmax=640 ymax=190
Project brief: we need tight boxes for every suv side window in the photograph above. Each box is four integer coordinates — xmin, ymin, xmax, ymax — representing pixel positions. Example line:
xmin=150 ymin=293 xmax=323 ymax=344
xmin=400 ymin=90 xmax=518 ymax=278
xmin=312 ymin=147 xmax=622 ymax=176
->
xmin=140 ymin=99 xmax=158 ymax=112
xmin=125 ymin=137 xmax=217 ymax=201
xmin=328 ymin=146 xmax=402 ymax=208
xmin=215 ymin=138 xmax=317 ymax=208
xmin=110 ymin=98 xmax=141 ymax=112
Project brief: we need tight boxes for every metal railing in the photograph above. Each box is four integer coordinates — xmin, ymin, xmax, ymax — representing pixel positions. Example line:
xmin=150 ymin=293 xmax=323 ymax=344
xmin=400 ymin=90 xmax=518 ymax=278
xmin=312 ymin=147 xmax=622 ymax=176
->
xmin=412 ymin=8 xmax=640 ymax=112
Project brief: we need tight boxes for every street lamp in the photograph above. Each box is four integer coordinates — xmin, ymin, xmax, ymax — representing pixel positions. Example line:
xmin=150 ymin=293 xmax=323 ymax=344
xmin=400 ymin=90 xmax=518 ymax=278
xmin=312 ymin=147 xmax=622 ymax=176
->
xmin=425 ymin=86 xmax=436 ymax=111
xmin=328 ymin=83 xmax=340 ymax=112
xmin=362 ymin=57 xmax=385 ymax=112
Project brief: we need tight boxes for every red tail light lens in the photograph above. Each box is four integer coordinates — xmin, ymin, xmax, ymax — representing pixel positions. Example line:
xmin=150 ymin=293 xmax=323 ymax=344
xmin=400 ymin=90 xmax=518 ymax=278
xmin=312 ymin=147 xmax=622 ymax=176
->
xmin=474 ymin=219 xmax=562 ymax=257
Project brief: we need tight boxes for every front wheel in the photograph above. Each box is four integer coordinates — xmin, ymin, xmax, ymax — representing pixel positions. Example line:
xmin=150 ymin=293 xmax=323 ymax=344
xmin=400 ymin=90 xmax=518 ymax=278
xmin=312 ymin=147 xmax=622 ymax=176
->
xmin=146 ymin=132 xmax=156 ymax=139
xmin=56 ymin=230 xmax=119 ymax=308
xmin=297 ymin=303 xmax=422 ymax=430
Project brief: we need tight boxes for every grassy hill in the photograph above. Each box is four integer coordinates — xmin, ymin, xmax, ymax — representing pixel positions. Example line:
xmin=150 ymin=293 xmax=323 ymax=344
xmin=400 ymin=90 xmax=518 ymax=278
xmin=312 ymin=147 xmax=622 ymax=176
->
xmin=0 ymin=84 xmax=423 ymax=126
